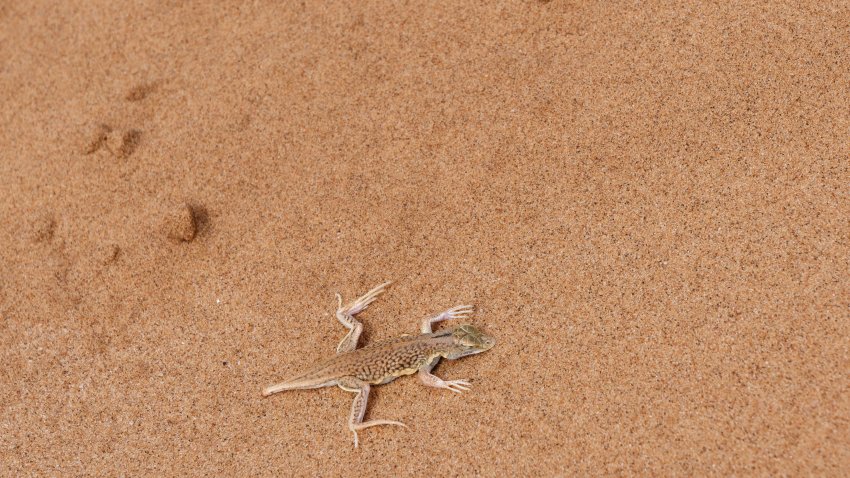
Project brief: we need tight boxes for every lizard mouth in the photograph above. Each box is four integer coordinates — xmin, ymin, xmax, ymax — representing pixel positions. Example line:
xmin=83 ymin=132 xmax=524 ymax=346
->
xmin=481 ymin=336 xmax=496 ymax=349
xmin=460 ymin=336 xmax=495 ymax=356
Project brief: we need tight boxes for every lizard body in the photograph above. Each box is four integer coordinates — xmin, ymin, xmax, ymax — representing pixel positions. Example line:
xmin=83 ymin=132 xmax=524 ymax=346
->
xmin=262 ymin=282 xmax=495 ymax=447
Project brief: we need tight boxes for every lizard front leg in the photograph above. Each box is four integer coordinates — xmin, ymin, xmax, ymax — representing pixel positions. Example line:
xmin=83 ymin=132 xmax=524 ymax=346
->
xmin=417 ymin=360 xmax=471 ymax=393
xmin=334 ymin=281 xmax=391 ymax=354
xmin=420 ymin=304 xmax=474 ymax=333
xmin=338 ymin=377 xmax=406 ymax=448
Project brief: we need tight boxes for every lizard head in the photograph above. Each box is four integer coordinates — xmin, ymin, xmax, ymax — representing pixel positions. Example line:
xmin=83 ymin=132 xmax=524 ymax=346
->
xmin=444 ymin=324 xmax=496 ymax=359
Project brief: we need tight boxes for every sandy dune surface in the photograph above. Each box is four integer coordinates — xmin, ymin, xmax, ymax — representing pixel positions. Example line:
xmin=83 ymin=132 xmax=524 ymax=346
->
xmin=1 ymin=1 xmax=848 ymax=476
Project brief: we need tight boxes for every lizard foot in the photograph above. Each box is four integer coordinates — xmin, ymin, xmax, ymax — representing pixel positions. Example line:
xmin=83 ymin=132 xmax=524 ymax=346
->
xmin=350 ymin=419 xmax=407 ymax=448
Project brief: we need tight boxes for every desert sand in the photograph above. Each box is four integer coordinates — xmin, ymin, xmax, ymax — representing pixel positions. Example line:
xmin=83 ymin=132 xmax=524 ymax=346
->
xmin=1 ymin=1 xmax=848 ymax=476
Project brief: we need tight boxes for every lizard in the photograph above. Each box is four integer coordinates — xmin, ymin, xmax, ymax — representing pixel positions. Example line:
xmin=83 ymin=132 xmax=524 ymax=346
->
xmin=262 ymin=281 xmax=495 ymax=447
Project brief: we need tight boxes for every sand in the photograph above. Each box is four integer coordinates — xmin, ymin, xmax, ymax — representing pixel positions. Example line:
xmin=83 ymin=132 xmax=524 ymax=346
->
xmin=1 ymin=1 xmax=848 ymax=476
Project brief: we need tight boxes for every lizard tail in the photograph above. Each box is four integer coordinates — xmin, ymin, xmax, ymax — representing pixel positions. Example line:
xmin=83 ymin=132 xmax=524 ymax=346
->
xmin=262 ymin=375 xmax=336 ymax=396
xmin=262 ymin=382 xmax=295 ymax=396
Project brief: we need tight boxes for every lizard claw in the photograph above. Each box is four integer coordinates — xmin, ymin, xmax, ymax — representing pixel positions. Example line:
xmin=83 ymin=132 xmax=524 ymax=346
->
xmin=339 ymin=281 xmax=391 ymax=316
xmin=444 ymin=305 xmax=474 ymax=321
xmin=350 ymin=419 xmax=407 ymax=448
xmin=421 ymin=304 xmax=476 ymax=334
xmin=445 ymin=379 xmax=472 ymax=393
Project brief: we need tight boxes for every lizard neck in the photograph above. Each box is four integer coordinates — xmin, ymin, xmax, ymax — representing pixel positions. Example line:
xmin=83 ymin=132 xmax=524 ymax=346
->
xmin=424 ymin=329 xmax=460 ymax=359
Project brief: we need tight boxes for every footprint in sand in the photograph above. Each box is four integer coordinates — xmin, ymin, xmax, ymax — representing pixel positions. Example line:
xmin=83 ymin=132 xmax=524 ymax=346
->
xmin=124 ymin=81 xmax=159 ymax=102
xmin=81 ymin=80 xmax=161 ymax=157
xmin=163 ymin=202 xmax=209 ymax=243
xmin=81 ymin=123 xmax=142 ymax=158
xmin=29 ymin=213 xmax=57 ymax=243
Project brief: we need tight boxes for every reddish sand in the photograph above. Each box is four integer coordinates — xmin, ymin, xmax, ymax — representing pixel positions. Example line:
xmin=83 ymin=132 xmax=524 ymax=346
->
xmin=1 ymin=1 xmax=848 ymax=476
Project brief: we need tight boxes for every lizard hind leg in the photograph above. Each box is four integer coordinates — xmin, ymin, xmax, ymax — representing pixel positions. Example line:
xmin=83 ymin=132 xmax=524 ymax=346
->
xmin=335 ymin=281 xmax=391 ymax=354
xmin=338 ymin=281 xmax=391 ymax=317
xmin=339 ymin=378 xmax=406 ymax=448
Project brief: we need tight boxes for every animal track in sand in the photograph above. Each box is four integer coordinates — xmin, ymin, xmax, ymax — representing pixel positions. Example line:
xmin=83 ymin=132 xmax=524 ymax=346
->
xmin=82 ymin=124 xmax=112 ymax=155
xmin=163 ymin=202 xmax=209 ymax=243
xmin=30 ymin=213 xmax=57 ymax=243
xmin=125 ymin=81 xmax=158 ymax=102
xmin=97 ymin=243 xmax=121 ymax=265
xmin=81 ymin=124 xmax=142 ymax=158
xmin=113 ymin=129 xmax=142 ymax=158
